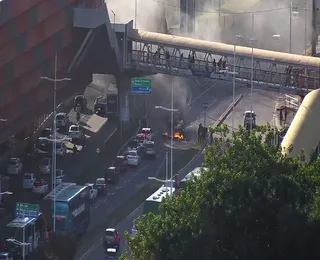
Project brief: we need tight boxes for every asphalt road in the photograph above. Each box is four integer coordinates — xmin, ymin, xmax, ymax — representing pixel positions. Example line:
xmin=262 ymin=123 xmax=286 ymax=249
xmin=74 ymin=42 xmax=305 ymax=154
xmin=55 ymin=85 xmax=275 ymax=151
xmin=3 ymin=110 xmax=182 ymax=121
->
xmin=78 ymin=84 xmax=281 ymax=260
xmin=223 ymin=88 xmax=280 ymax=129
xmin=76 ymin=79 xmax=238 ymax=260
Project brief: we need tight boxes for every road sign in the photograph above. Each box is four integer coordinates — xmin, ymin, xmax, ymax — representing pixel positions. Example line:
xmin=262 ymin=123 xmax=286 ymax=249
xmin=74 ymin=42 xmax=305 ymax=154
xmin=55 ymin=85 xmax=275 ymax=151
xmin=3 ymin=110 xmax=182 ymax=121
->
xmin=131 ymin=78 xmax=152 ymax=95
xmin=16 ymin=202 xmax=40 ymax=218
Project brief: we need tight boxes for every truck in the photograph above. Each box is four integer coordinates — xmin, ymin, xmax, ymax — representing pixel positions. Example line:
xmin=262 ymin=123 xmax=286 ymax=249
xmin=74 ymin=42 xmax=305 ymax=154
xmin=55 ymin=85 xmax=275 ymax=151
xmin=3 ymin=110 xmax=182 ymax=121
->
xmin=162 ymin=110 xmax=186 ymax=140
xmin=106 ymin=94 xmax=118 ymax=119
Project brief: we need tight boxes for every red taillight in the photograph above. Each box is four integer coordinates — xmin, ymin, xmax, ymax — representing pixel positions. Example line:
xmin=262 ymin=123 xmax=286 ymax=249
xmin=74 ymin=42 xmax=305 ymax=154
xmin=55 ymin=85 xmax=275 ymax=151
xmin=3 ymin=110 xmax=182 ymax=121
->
xmin=56 ymin=217 xmax=62 ymax=221
xmin=49 ymin=231 xmax=53 ymax=235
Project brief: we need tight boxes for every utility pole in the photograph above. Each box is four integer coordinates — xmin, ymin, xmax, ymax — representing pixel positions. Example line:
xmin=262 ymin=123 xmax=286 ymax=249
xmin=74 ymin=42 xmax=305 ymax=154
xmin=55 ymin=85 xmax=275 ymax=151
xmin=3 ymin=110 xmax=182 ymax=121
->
xmin=203 ymin=102 xmax=208 ymax=127
xmin=312 ymin=0 xmax=317 ymax=55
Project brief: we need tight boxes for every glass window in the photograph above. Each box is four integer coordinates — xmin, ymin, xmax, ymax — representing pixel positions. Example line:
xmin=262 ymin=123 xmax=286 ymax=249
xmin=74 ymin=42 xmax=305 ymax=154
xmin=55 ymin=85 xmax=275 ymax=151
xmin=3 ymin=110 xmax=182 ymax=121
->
xmin=16 ymin=34 xmax=26 ymax=54
xmin=3 ymin=62 xmax=14 ymax=84
xmin=34 ymin=44 xmax=43 ymax=65
xmin=28 ymin=6 xmax=38 ymax=27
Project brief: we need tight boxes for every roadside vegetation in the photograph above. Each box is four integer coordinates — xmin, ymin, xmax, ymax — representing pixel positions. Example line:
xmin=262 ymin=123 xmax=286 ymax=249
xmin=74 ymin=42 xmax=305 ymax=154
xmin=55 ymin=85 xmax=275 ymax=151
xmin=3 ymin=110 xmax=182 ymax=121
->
xmin=123 ymin=125 xmax=320 ymax=260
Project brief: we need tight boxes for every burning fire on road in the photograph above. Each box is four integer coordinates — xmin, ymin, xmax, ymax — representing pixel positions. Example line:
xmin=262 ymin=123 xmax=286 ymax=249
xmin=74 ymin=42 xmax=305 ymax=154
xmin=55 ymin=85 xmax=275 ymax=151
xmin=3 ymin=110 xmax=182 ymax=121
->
xmin=162 ymin=132 xmax=186 ymax=140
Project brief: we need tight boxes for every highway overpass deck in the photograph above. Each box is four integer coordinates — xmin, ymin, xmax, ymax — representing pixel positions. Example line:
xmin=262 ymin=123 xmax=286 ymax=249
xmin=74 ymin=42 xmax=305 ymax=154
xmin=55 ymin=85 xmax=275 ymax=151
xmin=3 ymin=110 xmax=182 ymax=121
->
xmin=125 ymin=29 xmax=320 ymax=94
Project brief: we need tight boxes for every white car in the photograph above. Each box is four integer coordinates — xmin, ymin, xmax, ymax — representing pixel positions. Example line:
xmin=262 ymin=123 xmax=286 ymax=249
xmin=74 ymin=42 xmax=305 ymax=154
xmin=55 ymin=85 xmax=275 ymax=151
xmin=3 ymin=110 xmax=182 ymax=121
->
xmin=7 ymin=158 xmax=23 ymax=175
xmin=23 ymin=173 xmax=36 ymax=189
xmin=55 ymin=169 xmax=65 ymax=185
xmin=32 ymin=179 xmax=49 ymax=194
xmin=55 ymin=142 xmax=67 ymax=156
xmin=68 ymin=125 xmax=82 ymax=139
xmin=85 ymin=183 xmax=98 ymax=200
xmin=39 ymin=158 xmax=52 ymax=174
xmin=127 ymin=149 xmax=140 ymax=166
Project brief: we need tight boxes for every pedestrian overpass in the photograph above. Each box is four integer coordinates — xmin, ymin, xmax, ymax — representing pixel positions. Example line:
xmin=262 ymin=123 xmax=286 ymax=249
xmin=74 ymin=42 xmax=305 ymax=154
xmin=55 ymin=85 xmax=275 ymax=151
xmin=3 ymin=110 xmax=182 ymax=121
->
xmin=73 ymin=3 xmax=320 ymax=95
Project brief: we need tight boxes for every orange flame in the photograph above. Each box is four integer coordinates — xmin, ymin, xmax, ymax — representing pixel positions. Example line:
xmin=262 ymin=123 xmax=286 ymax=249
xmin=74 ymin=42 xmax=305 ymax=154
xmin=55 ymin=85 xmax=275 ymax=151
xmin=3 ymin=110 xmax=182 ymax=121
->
xmin=173 ymin=132 xmax=184 ymax=140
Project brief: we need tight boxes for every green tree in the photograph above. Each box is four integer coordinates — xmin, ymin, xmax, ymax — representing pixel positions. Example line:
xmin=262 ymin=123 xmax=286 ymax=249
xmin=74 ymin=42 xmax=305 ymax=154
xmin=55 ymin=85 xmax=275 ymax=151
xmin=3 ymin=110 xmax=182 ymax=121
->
xmin=124 ymin=126 xmax=320 ymax=260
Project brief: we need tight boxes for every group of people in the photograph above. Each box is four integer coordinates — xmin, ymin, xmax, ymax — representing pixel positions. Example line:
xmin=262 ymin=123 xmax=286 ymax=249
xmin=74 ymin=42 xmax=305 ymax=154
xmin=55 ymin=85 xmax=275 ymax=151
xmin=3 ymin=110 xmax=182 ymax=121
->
xmin=142 ymin=46 xmax=228 ymax=72
xmin=198 ymin=124 xmax=215 ymax=145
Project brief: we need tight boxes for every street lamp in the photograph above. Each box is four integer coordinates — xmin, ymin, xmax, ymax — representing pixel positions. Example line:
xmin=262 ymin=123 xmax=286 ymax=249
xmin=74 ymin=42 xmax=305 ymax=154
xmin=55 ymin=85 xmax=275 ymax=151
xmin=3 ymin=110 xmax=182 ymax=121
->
xmin=148 ymin=177 xmax=174 ymax=197
xmin=236 ymin=33 xmax=256 ymax=132
xmin=134 ymin=0 xmax=138 ymax=29
xmin=40 ymin=53 xmax=71 ymax=232
xmin=111 ymin=10 xmax=115 ymax=29
xmin=290 ymin=1 xmax=299 ymax=53
xmin=155 ymin=82 xmax=176 ymax=192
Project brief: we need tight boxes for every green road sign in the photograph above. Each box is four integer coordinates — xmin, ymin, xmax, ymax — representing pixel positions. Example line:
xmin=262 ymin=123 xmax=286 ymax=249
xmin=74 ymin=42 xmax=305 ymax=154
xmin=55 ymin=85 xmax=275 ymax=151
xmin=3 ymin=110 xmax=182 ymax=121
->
xmin=16 ymin=202 xmax=40 ymax=218
xmin=131 ymin=78 xmax=152 ymax=95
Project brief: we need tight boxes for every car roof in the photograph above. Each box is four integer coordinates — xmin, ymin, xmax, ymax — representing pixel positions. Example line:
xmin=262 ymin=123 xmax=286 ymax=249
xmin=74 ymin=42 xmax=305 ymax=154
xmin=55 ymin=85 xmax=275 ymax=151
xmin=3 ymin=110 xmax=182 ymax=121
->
xmin=245 ymin=110 xmax=255 ymax=114
xmin=108 ymin=166 xmax=116 ymax=170
xmin=136 ymin=133 xmax=144 ymax=136
xmin=117 ymin=155 xmax=125 ymax=158
xmin=97 ymin=178 xmax=105 ymax=181
xmin=145 ymin=141 xmax=154 ymax=145
xmin=85 ymin=183 xmax=94 ymax=186
xmin=106 ymin=228 xmax=116 ymax=232
xmin=70 ymin=124 xmax=79 ymax=127
xmin=142 ymin=127 xmax=151 ymax=130
xmin=56 ymin=112 xmax=66 ymax=116
xmin=128 ymin=149 xmax=138 ymax=153
xmin=10 ymin=157 xmax=19 ymax=160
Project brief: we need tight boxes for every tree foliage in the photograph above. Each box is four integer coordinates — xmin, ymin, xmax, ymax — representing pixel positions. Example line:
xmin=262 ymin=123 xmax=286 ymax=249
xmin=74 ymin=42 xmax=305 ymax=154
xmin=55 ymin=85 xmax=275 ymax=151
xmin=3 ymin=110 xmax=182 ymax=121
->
xmin=124 ymin=125 xmax=320 ymax=260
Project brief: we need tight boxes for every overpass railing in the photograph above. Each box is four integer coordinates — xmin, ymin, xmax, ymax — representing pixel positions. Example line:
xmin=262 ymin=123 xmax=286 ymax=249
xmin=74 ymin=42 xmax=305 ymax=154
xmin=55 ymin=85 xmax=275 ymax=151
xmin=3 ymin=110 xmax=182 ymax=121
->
xmin=126 ymin=50 xmax=319 ymax=93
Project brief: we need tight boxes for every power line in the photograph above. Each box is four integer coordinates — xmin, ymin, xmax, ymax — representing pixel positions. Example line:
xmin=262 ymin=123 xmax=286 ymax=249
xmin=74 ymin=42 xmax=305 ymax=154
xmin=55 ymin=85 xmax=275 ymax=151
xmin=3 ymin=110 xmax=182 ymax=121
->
xmin=150 ymin=0 xmax=290 ymax=15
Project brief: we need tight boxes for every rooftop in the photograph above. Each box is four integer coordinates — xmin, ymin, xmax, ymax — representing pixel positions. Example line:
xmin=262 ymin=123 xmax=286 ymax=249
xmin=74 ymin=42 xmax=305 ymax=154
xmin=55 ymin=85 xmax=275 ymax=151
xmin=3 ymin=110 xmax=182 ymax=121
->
xmin=146 ymin=185 xmax=175 ymax=203
xmin=44 ymin=182 xmax=87 ymax=202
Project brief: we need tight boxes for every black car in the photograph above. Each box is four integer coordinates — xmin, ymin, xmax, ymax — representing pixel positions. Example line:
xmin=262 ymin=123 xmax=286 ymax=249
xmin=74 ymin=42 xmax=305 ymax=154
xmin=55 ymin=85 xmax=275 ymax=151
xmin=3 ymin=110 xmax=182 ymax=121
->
xmin=94 ymin=96 xmax=107 ymax=114
xmin=105 ymin=167 xmax=120 ymax=183
xmin=94 ymin=178 xmax=107 ymax=196
xmin=74 ymin=95 xmax=87 ymax=112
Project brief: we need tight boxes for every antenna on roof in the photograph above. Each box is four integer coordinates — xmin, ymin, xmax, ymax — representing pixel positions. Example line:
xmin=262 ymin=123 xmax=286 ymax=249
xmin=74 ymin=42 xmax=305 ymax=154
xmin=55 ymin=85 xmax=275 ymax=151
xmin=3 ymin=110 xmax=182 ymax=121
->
xmin=44 ymin=182 xmax=76 ymax=200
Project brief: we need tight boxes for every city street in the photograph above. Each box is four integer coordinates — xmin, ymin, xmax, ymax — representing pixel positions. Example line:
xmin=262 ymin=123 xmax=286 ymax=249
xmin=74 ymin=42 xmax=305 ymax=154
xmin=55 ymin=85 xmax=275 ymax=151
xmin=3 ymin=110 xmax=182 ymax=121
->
xmin=77 ymin=84 xmax=281 ymax=260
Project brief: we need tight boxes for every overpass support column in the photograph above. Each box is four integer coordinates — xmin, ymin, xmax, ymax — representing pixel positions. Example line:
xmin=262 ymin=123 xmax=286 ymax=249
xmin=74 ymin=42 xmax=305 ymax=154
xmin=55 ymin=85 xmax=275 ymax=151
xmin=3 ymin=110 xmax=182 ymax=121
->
xmin=115 ymin=74 xmax=146 ymax=139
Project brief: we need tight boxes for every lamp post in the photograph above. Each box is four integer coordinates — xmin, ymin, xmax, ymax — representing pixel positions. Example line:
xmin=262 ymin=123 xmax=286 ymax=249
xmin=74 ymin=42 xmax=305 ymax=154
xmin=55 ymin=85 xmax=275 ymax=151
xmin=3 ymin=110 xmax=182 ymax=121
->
xmin=134 ymin=0 xmax=137 ymax=29
xmin=232 ymin=44 xmax=236 ymax=131
xmin=290 ymin=1 xmax=299 ymax=53
xmin=40 ymin=53 xmax=71 ymax=232
xmin=111 ymin=10 xmax=115 ymax=29
xmin=148 ymin=177 xmax=173 ymax=197
xmin=272 ymin=34 xmax=281 ymax=51
xmin=155 ymin=83 xmax=177 ymax=197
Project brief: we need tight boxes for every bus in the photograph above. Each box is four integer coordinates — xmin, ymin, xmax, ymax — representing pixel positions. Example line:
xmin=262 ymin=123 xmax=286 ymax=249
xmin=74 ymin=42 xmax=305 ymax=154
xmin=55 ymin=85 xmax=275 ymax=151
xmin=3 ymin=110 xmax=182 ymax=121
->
xmin=42 ymin=182 xmax=90 ymax=235
xmin=143 ymin=184 xmax=175 ymax=215
xmin=179 ymin=167 xmax=208 ymax=190
xmin=4 ymin=215 xmax=45 ymax=258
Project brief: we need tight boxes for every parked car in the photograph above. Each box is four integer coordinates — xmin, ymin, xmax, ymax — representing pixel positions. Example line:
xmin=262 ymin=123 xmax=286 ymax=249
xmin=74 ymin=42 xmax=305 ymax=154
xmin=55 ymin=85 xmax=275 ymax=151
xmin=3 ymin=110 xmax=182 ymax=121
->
xmin=127 ymin=149 xmax=140 ymax=167
xmin=7 ymin=158 xmax=23 ymax=175
xmin=68 ymin=125 xmax=82 ymax=140
xmin=114 ymin=155 xmax=127 ymax=173
xmin=56 ymin=112 xmax=70 ymax=129
xmin=23 ymin=173 xmax=36 ymax=189
xmin=95 ymin=178 xmax=107 ymax=196
xmin=54 ymin=169 xmax=65 ymax=185
xmin=39 ymin=158 xmax=52 ymax=174
xmin=32 ymin=179 xmax=49 ymax=195
xmin=85 ymin=183 xmax=98 ymax=200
